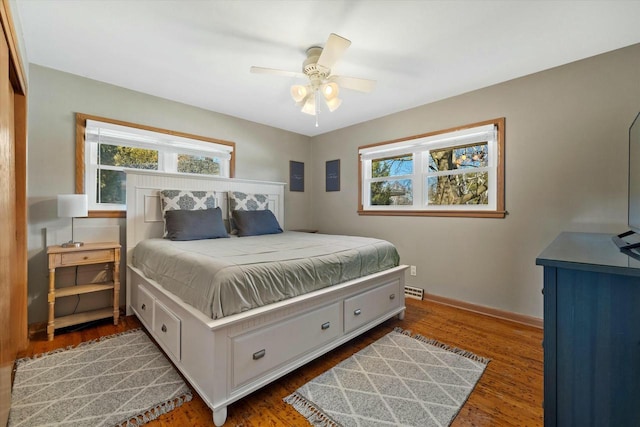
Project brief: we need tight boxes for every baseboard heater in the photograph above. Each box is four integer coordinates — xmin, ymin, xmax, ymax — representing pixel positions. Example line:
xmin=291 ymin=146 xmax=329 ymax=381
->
xmin=404 ymin=285 xmax=424 ymax=300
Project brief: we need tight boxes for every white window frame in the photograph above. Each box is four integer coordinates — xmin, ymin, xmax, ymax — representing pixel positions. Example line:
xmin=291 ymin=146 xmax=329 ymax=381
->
xmin=358 ymin=118 xmax=505 ymax=218
xmin=76 ymin=114 xmax=235 ymax=213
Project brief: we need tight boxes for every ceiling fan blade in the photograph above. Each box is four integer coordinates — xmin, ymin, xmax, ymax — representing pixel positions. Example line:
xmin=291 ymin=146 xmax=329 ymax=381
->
xmin=317 ymin=33 xmax=351 ymax=70
xmin=249 ymin=66 xmax=305 ymax=79
xmin=330 ymin=75 xmax=376 ymax=93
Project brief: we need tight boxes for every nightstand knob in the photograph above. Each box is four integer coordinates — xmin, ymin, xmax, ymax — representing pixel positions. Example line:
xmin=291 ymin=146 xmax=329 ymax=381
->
xmin=354 ymin=309 xmax=362 ymax=316
xmin=83 ymin=256 xmax=89 ymax=260
xmin=141 ymin=303 xmax=146 ymax=311
xmin=389 ymin=293 xmax=396 ymax=300
xmin=161 ymin=324 xmax=167 ymax=333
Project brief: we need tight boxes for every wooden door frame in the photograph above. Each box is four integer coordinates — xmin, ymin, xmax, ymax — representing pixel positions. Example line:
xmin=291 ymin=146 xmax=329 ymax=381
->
xmin=1 ymin=0 xmax=28 ymax=425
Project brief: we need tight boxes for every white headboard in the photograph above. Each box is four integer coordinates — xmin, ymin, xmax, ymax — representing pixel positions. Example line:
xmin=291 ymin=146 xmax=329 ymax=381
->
xmin=125 ymin=170 xmax=286 ymax=264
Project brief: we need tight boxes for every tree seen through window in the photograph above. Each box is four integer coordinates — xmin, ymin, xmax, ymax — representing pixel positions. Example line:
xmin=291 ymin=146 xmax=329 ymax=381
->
xmin=427 ymin=142 xmax=489 ymax=206
xmin=97 ymin=144 xmax=158 ymax=204
xmin=370 ymin=155 xmax=413 ymax=205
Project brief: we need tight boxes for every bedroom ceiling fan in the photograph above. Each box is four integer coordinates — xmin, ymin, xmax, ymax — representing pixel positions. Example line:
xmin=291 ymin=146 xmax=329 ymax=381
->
xmin=250 ymin=33 xmax=376 ymax=127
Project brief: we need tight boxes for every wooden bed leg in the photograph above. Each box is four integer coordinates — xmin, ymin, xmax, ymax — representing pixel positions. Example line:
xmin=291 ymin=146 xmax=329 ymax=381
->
xmin=398 ymin=310 xmax=405 ymax=320
xmin=213 ymin=407 xmax=227 ymax=426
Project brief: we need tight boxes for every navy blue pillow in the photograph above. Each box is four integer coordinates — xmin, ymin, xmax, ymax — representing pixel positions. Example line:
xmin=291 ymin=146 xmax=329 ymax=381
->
xmin=165 ymin=208 xmax=229 ymax=241
xmin=232 ymin=209 xmax=283 ymax=237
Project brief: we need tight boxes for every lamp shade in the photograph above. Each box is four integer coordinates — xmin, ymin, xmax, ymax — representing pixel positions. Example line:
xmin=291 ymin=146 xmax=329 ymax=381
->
xmin=57 ymin=194 xmax=88 ymax=218
xmin=322 ymin=82 xmax=339 ymax=101
xmin=301 ymin=95 xmax=316 ymax=115
xmin=290 ymin=85 xmax=309 ymax=103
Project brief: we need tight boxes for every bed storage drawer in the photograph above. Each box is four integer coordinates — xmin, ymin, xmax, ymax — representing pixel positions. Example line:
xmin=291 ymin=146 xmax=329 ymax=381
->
xmin=136 ymin=285 xmax=155 ymax=327
xmin=231 ymin=302 xmax=341 ymax=388
xmin=154 ymin=299 xmax=181 ymax=360
xmin=344 ymin=280 xmax=401 ymax=333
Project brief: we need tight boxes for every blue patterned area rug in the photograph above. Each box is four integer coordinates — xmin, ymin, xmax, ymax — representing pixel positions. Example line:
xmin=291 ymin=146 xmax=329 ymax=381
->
xmin=9 ymin=329 xmax=191 ymax=427
xmin=285 ymin=328 xmax=490 ymax=427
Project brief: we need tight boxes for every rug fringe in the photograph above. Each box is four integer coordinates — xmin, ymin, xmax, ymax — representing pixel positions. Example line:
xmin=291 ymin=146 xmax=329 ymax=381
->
xmin=392 ymin=327 xmax=491 ymax=365
xmin=15 ymin=328 xmax=144 ymax=367
xmin=117 ymin=391 xmax=193 ymax=427
xmin=284 ymin=392 xmax=340 ymax=427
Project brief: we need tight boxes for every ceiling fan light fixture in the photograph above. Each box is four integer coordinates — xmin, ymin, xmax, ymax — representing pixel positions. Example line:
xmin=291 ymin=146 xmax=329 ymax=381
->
xmin=322 ymin=82 xmax=339 ymax=101
xmin=252 ymin=33 xmax=376 ymax=125
xmin=325 ymin=96 xmax=342 ymax=112
xmin=290 ymin=85 xmax=309 ymax=103
xmin=301 ymin=95 xmax=316 ymax=115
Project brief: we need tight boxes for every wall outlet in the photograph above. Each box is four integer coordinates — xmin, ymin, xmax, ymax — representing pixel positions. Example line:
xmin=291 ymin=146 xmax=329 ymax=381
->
xmin=410 ymin=265 xmax=417 ymax=276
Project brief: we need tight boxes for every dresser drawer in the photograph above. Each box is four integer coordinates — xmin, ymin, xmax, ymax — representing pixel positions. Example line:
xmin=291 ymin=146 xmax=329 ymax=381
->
xmin=344 ymin=280 xmax=401 ymax=333
xmin=232 ymin=302 xmax=341 ymax=388
xmin=59 ymin=249 xmax=114 ymax=266
xmin=154 ymin=299 xmax=181 ymax=361
xmin=136 ymin=285 xmax=155 ymax=327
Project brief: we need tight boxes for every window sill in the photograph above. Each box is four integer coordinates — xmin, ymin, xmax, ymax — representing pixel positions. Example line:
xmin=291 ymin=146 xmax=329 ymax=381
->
xmin=357 ymin=209 xmax=507 ymax=218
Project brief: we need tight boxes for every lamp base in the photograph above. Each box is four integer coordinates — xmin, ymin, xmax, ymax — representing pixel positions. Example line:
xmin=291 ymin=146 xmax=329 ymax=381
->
xmin=61 ymin=241 xmax=84 ymax=248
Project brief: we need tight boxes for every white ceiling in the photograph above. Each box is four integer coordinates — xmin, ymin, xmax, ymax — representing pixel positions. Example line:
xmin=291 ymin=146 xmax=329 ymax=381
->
xmin=14 ymin=0 xmax=640 ymax=137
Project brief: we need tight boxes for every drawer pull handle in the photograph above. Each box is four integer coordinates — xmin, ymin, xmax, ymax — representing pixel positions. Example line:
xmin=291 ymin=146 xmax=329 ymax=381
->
xmin=354 ymin=309 xmax=362 ymax=316
xmin=161 ymin=324 xmax=167 ymax=333
xmin=253 ymin=349 xmax=266 ymax=360
xmin=321 ymin=322 xmax=331 ymax=330
xmin=141 ymin=303 xmax=146 ymax=311
xmin=83 ymin=256 xmax=89 ymax=260
xmin=389 ymin=293 xmax=396 ymax=300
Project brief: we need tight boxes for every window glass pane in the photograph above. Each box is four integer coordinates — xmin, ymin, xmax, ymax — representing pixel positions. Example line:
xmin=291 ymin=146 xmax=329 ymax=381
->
xmin=427 ymin=171 xmax=489 ymax=205
xmin=97 ymin=169 xmax=126 ymax=204
xmin=372 ymin=154 xmax=413 ymax=178
xmin=99 ymin=143 xmax=158 ymax=170
xmin=177 ymin=154 xmax=221 ymax=175
xmin=428 ymin=142 xmax=488 ymax=172
xmin=370 ymin=179 xmax=413 ymax=205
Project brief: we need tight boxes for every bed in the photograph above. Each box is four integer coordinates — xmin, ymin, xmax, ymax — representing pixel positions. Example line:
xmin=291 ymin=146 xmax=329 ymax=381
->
xmin=125 ymin=170 xmax=408 ymax=426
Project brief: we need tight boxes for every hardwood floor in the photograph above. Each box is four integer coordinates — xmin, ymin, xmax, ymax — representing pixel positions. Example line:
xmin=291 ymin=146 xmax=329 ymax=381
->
xmin=17 ymin=299 xmax=544 ymax=426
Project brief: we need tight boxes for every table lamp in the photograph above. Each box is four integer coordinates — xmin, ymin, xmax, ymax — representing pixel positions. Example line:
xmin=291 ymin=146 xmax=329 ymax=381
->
xmin=57 ymin=194 xmax=88 ymax=248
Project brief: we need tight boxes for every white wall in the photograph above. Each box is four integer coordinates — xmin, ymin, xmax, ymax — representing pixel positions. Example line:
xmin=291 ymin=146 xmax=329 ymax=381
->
xmin=310 ymin=43 xmax=640 ymax=319
xmin=26 ymin=65 xmax=312 ymax=324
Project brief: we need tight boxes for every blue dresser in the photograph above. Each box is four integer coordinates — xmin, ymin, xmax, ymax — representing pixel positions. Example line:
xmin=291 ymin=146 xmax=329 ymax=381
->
xmin=536 ymin=232 xmax=640 ymax=426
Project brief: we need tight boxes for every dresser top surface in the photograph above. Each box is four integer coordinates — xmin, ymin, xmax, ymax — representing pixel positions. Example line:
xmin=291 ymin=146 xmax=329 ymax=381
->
xmin=536 ymin=232 xmax=640 ymax=275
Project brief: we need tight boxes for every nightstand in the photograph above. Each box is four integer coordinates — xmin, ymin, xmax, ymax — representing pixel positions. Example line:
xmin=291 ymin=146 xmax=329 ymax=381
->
xmin=47 ymin=242 xmax=121 ymax=341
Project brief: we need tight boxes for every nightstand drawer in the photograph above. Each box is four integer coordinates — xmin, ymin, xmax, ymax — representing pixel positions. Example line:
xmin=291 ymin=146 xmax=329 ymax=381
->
xmin=60 ymin=249 xmax=114 ymax=266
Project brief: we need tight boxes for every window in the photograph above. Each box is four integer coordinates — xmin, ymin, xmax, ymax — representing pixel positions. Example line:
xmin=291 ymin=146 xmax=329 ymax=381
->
xmin=76 ymin=114 xmax=235 ymax=214
xmin=359 ymin=118 xmax=505 ymax=218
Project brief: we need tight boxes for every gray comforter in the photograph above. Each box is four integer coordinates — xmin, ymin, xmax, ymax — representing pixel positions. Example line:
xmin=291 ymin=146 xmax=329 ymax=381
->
xmin=132 ymin=231 xmax=400 ymax=319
